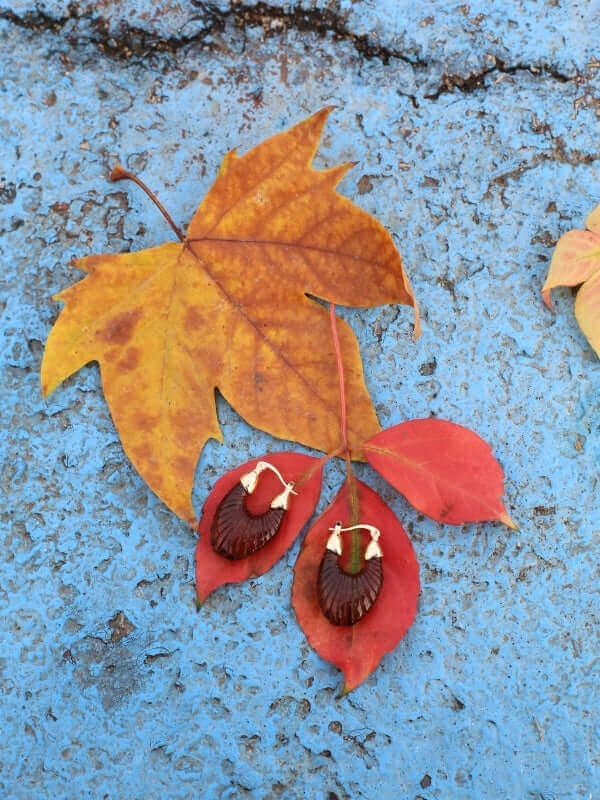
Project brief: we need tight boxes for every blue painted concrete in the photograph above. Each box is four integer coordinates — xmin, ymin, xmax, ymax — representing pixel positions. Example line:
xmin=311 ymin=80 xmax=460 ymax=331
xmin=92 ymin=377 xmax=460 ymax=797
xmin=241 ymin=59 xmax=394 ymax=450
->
xmin=1 ymin=2 xmax=599 ymax=798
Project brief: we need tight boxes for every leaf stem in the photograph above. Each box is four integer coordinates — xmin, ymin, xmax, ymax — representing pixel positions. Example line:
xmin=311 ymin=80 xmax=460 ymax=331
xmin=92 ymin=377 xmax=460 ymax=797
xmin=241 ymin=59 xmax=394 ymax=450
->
xmin=329 ymin=303 xmax=361 ymax=571
xmin=295 ymin=445 xmax=344 ymax=490
xmin=329 ymin=303 xmax=348 ymax=453
xmin=110 ymin=164 xmax=185 ymax=243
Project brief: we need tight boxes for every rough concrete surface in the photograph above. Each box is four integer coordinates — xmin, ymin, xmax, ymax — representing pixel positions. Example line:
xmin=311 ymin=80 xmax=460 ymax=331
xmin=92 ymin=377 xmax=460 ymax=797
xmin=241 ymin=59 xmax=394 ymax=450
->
xmin=1 ymin=1 xmax=599 ymax=798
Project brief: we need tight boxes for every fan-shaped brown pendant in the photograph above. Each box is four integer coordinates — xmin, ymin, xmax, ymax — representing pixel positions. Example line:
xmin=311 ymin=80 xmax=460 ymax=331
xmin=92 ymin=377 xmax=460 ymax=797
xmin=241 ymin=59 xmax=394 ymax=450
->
xmin=317 ymin=523 xmax=383 ymax=626
xmin=210 ymin=461 xmax=296 ymax=560
xmin=211 ymin=483 xmax=286 ymax=559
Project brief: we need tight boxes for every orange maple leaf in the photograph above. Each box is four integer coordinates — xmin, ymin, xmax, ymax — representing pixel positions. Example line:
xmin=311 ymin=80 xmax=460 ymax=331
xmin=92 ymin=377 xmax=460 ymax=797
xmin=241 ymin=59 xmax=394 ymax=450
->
xmin=41 ymin=108 xmax=419 ymax=524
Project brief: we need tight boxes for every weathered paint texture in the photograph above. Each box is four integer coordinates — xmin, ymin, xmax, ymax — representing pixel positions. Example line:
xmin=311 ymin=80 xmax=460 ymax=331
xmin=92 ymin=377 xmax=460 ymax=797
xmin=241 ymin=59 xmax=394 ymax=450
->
xmin=1 ymin=1 xmax=599 ymax=798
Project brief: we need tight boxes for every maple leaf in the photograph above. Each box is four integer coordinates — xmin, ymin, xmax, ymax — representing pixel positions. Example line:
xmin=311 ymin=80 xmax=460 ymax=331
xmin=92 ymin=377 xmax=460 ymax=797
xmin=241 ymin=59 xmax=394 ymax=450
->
xmin=542 ymin=202 xmax=600 ymax=357
xmin=41 ymin=108 xmax=419 ymax=524
xmin=292 ymin=478 xmax=420 ymax=693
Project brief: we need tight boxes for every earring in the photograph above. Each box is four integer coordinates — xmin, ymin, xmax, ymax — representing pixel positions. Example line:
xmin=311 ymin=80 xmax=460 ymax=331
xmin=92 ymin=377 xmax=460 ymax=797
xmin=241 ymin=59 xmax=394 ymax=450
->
xmin=210 ymin=461 xmax=297 ymax=560
xmin=317 ymin=521 xmax=383 ymax=626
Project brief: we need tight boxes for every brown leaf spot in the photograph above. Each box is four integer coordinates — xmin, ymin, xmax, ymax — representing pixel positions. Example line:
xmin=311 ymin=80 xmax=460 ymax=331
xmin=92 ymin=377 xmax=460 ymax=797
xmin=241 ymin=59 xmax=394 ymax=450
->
xmin=118 ymin=347 xmax=140 ymax=372
xmin=133 ymin=442 xmax=153 ymax=461
xmin=184 ymin=306 xmax=205 ymax=332
xmin=104 ymin=347 xmax=120 ymax=363
xmin=145 ymin=470 xmax=164 ymax=489
xmin=174 ymin=455 xmax=195 ymax=477
xmin=134 ymin=413 xmax=159 ymax=434
xmin=173 ymin=409 xmax=204 ymax=442
xmin=99 ymin=309 xmax=142 ymax=345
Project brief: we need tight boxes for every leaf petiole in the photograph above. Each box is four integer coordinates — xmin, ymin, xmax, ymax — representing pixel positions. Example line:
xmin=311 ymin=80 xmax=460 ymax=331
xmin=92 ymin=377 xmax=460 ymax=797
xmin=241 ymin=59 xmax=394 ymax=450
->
xmin=110 ymin=164 xmax=185 ymax=243
xmin=295 ymin=445 xmax=344 ymax=490
xmin=329 ymin=303 xmax=361 ymax=572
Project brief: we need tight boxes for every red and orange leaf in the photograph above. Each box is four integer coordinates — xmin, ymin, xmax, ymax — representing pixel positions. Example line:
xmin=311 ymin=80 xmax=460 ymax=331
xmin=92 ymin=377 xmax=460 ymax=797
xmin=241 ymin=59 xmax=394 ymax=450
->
xmin=542 ymin=204 xmax=600 ymax=358
xmin=41 ymin=108 xmax=418 ymax=524
xmin=364 ymin=419 xmax=515 ymax=527
xmin=292 ymin=478 xmax=420 ymax=693
xmin=196 ymin=452 xmax=323 ymax=602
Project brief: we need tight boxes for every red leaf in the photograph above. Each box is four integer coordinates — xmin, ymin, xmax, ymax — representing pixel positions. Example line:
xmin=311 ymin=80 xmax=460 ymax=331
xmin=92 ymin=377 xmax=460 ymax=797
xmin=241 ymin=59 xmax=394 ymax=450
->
xmin=195 ymin=452 xmax=323 ymax=602
xmin=292 ymin=478 xmax=420 ymax=693
xmin=364 ymin=419 xmax=515 ymax=527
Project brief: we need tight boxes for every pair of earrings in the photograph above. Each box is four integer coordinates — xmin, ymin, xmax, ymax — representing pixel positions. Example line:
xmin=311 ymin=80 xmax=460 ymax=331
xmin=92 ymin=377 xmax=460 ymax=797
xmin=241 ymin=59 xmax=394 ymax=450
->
xmin=210 ymin=460 xmax=384 ymax=626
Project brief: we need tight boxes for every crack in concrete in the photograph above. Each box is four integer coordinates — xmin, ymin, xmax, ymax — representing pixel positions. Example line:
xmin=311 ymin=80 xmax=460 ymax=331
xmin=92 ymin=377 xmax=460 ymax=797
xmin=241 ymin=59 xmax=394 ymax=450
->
xmin=424 ymin=56 xmax=576 ymax=100
xmin=0 ymin=1 xmax=581 ymax=98
xmin=484 ymin=138 xmax=600 ymax=209
xmin=0 ymin=1 xmax=426 ymax=66
xmin=198 ymin=1 xmax=427 ymax=68
xmin=0 ymin=3 xmax=212 ymax=59
xmin=492 ymin=141 xmax=600 ymax=189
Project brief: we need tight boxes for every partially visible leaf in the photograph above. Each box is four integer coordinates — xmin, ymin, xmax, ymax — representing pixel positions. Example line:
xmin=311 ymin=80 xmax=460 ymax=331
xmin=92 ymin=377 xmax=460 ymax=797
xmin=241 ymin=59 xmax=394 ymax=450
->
xmin=195 ymin=452 xmax=323 ymax=602
xmin=542 ymin=229 xmax=600 ymax=309
xmin=292 ymin=478 xmax=420 ymax=693
xmin=573 ymin=269 xmax=600 ymax=356
xmin=586 ymin=203 xmax=600 ymax=233
xmin=542 ymin=204 xmax=600 ymax=358
xmin=364 ymin=419 xmax=515 ymax=527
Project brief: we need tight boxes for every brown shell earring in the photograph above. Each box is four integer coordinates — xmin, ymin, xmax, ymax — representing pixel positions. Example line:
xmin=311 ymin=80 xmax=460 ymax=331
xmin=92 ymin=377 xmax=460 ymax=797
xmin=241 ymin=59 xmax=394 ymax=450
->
xmin=317 ymin=522 xmax=383 ymax=626
xmin=210 ymin=461 xmax=297 ymax=560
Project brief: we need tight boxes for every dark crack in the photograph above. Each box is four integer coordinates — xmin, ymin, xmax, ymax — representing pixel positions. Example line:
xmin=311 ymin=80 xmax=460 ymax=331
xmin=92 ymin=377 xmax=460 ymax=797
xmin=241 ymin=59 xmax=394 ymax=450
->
xmin=0 ymin=3 xmax=217 ymax=59
xmin=492 ymin=140 xmax=600 ymax=188
xmin=424 ymin=56 xmax=576 ymax=100
xmin=0 ymin=1 xmax=427 ymax=67
xmin=200 ymin=2 xmax=427 ymax=68
xmin=0 ymin=2 xmax=581 ymax=97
